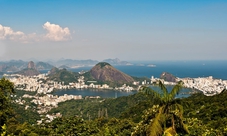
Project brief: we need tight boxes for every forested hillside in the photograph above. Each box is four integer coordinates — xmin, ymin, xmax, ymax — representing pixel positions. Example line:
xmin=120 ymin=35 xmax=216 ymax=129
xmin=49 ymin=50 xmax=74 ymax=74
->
xmin=1 ymin=77 xmax=227 ymax=135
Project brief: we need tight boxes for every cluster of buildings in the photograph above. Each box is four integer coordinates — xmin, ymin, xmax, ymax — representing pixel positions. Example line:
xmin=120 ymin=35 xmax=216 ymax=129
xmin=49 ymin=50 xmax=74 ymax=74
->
xmin=22 ymin=94 xmax=82 ymax=114
xmin=149 ymin=75 xmax=227 ymax=96
xmin=6 ymin=74 xmax=135 ymax=94
xmin=8 ymin=74 xmax=54 ymax=93
xmin=5 ymin=72 xmax=138 ymax=123
xmin=5 ymin=73 xmax=136 ymax=114
xmin=115 ymin=84 xmax=134 ymax=92
xmin=181 ymin=76 xmax=227 ymax=96
xmin=7 ymin=72 xmax=227 ymax=99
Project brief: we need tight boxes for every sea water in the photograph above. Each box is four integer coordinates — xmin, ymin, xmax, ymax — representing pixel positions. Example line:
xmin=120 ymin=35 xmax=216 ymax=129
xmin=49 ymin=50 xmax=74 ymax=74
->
xmin=53 ymin=86 xmax=193 ymax=98
xmin=67 ymin=60 xmax=227 ymax=80
xmin=53 ymin=89 xmax=137 ymax=98
xmin=114 ymin=60 xmax=227 ymax=80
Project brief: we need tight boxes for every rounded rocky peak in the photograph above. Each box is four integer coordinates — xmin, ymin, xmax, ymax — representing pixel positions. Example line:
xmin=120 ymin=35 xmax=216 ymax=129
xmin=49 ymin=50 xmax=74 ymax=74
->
xmin=96 ymin=62 xmax=111 ymax=68
xmin=27 ymin=61 xmax=36 ymax=69
xmin=160 ymin=72 xmax=176 ymax=82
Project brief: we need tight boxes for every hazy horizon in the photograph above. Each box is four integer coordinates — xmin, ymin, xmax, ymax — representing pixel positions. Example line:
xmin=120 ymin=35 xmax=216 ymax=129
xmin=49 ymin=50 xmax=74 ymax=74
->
xmin=1 ymin=1 xmax=227 ymax=61
xmin=1 ymin=58 xmax=227 ymax=64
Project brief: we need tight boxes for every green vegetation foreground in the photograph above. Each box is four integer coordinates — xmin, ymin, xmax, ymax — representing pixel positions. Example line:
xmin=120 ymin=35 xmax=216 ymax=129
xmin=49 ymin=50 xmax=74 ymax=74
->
xmin=133 ymin=81 xmax=189 ymax=136
xmin=1 ymin=77 xmax=227 ymax=135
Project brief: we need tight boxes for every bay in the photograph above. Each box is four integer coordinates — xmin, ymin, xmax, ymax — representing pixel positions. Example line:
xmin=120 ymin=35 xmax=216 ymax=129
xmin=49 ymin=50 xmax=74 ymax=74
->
xmin=53 ymin=89 xmax=137 ymax=98
xmin=53 ymin=86 xmax=193 ymax=98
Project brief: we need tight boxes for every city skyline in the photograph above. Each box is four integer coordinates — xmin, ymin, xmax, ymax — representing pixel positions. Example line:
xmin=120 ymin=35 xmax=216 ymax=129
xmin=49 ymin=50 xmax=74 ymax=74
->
xmin=0 ymin=0 xmax=227 ymax=61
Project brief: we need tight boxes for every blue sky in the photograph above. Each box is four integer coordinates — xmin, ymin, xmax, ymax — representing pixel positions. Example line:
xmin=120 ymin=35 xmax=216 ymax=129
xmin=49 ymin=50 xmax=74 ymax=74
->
xmin=0 ymin=0 xmax=227 ymax=61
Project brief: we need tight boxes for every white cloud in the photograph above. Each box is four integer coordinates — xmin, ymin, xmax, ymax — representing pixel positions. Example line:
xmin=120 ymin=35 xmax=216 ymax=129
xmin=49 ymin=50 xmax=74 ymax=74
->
xmin=0 ymin=24 xmax=26 ymax=41
xmin=43 ymin=22 xmax=71 ymax=41
xmin=0 ymin=22 xmax=71 ymax=42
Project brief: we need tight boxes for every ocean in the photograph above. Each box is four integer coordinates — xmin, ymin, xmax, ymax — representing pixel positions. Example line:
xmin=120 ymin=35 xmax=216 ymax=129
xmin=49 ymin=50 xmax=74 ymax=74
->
xmin=68 ymin=60 xmax=227 ymax=80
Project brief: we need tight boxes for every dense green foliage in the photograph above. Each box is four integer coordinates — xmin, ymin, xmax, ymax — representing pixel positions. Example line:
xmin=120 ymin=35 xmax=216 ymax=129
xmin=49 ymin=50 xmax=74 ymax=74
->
xmin=0 ymin=77 xmax=14 ymax=133
xmin=11 ymin=103 xmax=40 ymax=124
xmin=48 ymin=68 xmax=79 ymax=85
xmin=1 ymin=77 xmax=227 ymax=135
xmin=182 ymin=91 xmax=227 ymax=135
xmin=135 ymin=81 xmax=189 ymax=136
xmin=49 ymin=92 xmax=149 ymax=120
xmin=31 ymin=117 xmax=136 ymax=135
xmin=96 ymin=62 xmax=111 ymax=68
xmin=14 ymin=89 xmax=36 ymax=97
xmin=10 ymin=90 xmax=40 ymax=124
xmin=120 ymin=99 xmax=155 ymax=122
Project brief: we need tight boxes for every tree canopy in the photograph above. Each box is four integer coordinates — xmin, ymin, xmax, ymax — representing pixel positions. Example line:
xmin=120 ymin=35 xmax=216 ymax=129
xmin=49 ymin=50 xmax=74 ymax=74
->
xmin=0 ymin=77 xmax=14 ymax=133
xmin=134 ymin=80 xmax=189 ymax=136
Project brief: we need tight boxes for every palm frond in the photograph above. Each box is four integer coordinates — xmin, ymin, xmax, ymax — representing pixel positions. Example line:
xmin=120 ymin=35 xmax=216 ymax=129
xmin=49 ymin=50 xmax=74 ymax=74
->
xmin=173 ymin=114 xmax=189 ymax=134
xmin=158 ymin=80 xmax=168 ymax=98
xmin=140 ymin=86 xmax=162 ymax=100
xmin=148 ymin=106 xmax=165 ymax=136
xmin=174 ymin=103 xmax=184 ymax=117
xmin=164 ymin=127 xmax=176 ymax=136
xmin=168 ymin=81 xmax=183 ymax=101
xmin=172 ymin=103 xmax=189 ymax=134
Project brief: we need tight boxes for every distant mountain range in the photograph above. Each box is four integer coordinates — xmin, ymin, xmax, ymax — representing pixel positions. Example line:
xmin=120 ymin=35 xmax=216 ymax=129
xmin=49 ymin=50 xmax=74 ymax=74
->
xmin=0 ymin=60 xmax=54 ymax=73
xmin=52 ymin=58 xmax=131 ymax=67
xmin=16 ymin=61 xmax=40 ymax=76
xmin=54 ymin=59 xmax=99 ymax=67
xmin=0 ymin=58 xmax=131 ymax=73
xmin=36 ymin=62 xmax=54 ymax=70
xmin=0 ymin=60 xmax=27 ymax=72
xmin=102 ymin=58 xmax=132 ymax=65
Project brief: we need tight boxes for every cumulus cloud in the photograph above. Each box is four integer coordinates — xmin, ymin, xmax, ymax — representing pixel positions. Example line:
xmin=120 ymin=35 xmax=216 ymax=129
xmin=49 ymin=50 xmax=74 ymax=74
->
xmin=0 ymin=24 xmax=26 ymax=41
xmin=43 ymin=22 xmax=71 ymax=41
xmin=0 ymin=22 xmax=71 ymax=42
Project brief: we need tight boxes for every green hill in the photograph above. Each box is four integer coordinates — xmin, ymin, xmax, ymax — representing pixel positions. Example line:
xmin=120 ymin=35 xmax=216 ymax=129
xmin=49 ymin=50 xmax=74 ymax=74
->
xmin=48 ymin=92 xmax=149 ymax=120
xmin=47 ymin=67 xmax=79 ymax=85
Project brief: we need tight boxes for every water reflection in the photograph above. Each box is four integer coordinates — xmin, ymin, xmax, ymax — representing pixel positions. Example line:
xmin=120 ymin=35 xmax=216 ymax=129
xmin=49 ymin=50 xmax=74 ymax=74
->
xmin=53 ymin=89 xmax=137 ymax=98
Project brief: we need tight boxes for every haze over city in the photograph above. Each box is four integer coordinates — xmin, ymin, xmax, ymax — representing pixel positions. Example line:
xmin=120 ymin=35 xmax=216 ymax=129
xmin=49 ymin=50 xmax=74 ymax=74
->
xmin=0 ymin=0 xmax=226 ymax=61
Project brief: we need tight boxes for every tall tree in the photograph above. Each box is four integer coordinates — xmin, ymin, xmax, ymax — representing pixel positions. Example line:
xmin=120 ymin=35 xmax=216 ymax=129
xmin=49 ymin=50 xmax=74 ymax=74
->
xmin=0 ymin=77 xmax=14 ymax=133
xmin=135 ymin=80 xmax=189 ymax=136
